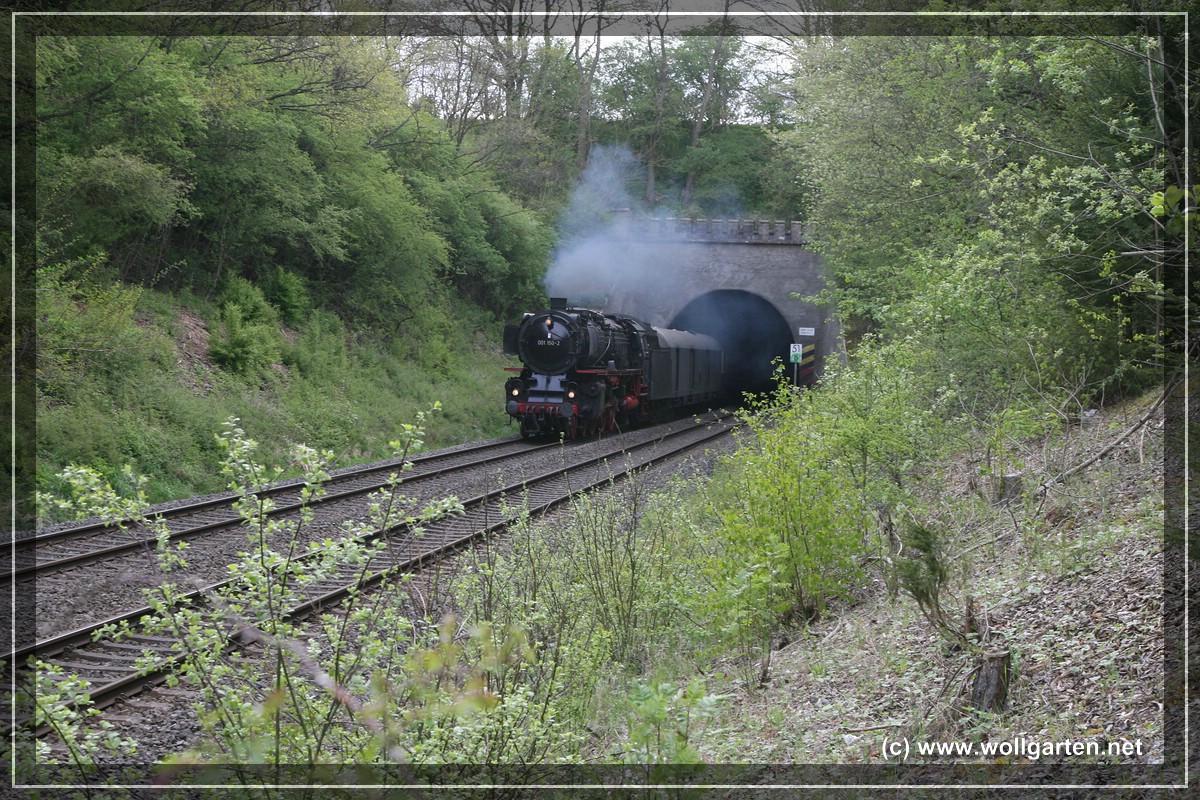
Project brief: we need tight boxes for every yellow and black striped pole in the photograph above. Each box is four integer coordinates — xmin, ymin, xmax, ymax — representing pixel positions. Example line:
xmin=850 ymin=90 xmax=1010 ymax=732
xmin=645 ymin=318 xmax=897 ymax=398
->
xmin=790 ymin=342 xmax=817 ymax=386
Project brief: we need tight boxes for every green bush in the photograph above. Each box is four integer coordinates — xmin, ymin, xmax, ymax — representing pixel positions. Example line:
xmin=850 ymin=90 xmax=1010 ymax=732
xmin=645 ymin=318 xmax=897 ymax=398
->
xmin=35 ymin=251 xmax=168 ymax=400
xmin=217 ymin=274 xmax=280 ymax=327
xmin=692 ymin=344 xmax=947 ymax=659
xmin=265 ymin=267 xmax=311 ymax=327
xmin=623 ymin=677 xmax=723 ymax=770
xmin=209 ymin=303 xmax=281 ymax=374
xmin=447 ymin=476 xmax=720 ymax=754
xmin=281 ymin=309 xmax=348 ymax=377
xmin=706 ymin=389 xmax=873 ymax=627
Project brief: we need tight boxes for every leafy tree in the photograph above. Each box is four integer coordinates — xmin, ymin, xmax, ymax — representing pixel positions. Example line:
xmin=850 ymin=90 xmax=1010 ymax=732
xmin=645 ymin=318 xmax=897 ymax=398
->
xmin=782 ymin=33 xmax=1170 ymax=403
xmin=475 ymin=42 xmax=583 ymax=206
xmin=35 ymin=36 xmax=204 ymax=281
xmin=599 ymin=30 xmax=687 ymax=207
xmin=672 ymin=16 xmax=751 ymax=206
xmin=674 ymin=126 xmax=774 ymax=216
xmin=384 ymin=111 xmax=551 ymax=319
xmin=595 ymin=25 xmax=770 ymax=214
xmin=707 ymin=383 xmax=875 ymax=628
xmin=34 ymin=31 xmax=551 ymax=330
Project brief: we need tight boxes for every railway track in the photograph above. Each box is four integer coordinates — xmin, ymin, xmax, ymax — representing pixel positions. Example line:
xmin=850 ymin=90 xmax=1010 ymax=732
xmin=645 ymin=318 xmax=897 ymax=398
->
xmin=6 ymin=414 xmax=735 ymax=738
xmin=6 ymin=436 xmax=556 ymax=583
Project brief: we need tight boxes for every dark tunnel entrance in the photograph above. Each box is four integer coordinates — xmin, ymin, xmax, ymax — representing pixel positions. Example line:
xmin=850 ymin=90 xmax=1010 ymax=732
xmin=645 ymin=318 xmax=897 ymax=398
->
xmin=668 ymin=290 xmax=795 ymax=395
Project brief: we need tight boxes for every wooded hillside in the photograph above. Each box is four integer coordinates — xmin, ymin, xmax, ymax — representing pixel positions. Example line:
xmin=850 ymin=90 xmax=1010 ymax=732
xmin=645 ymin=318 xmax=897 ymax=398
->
xmin=11 ymin=3 xmax=1188 ymax=787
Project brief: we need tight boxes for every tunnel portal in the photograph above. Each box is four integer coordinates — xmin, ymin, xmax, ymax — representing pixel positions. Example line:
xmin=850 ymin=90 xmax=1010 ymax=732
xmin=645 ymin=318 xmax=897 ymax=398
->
xmin=668 ymin=290 xmax=794 ymax=394
xmin=548 ymin=215 xmax=836 ymax=386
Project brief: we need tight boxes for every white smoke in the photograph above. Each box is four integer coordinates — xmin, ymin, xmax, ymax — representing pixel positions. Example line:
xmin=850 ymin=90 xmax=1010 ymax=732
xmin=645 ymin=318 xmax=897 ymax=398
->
xmin=545 ymin=145 xmax=690 ymax=313
xmin=542 ymin=145 xmax=804 ymax=390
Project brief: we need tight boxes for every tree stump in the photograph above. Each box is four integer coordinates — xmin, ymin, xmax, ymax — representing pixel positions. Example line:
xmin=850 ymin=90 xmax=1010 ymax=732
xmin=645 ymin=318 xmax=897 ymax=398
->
xmin=968 ymin=649 xmax=1011 ymax=712
xmin=996 ymin=473 xmax=1024 ymax=506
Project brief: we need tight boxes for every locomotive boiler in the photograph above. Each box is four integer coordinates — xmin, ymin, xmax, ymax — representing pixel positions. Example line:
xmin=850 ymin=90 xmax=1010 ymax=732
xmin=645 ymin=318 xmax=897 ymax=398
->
xmin=503 ymin=298 xmax=726 ymax=438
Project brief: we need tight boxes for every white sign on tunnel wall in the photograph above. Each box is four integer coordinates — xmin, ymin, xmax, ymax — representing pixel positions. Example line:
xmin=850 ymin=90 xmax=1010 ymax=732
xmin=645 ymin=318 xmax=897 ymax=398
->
xmin=797 ymin=326 xmax=816 ymax=338
xmin=789 ymin=344 xmax=804 ymax=363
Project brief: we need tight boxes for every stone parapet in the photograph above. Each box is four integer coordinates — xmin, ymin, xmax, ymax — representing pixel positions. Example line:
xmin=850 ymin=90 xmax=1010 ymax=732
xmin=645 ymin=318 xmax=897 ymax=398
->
xmin=615 ymin=214 xmax=810 ymax=244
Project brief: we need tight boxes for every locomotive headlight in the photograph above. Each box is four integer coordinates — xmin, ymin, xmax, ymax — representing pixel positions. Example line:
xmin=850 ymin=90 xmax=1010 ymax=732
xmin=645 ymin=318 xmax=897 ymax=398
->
xmin=567 ymin=389 xmax=576 ymax=399
xmin=512 ymin=388 xmax=520 ymax=397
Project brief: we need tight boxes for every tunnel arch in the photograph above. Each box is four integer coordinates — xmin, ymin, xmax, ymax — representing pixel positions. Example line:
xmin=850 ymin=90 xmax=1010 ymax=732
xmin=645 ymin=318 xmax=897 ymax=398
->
xmin=668 ymin=289 xmax=794 ymax=394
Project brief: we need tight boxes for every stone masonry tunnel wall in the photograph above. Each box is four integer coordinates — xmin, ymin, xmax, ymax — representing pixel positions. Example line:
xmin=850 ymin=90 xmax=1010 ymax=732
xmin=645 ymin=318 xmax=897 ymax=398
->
xmin=577 ymin=231 xmax=839 ymax=385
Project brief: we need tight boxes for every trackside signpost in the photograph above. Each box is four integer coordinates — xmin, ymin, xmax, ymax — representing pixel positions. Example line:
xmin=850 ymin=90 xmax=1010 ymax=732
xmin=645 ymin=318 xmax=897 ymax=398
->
xmin=791 ymin=328 xmax=817 ymax=386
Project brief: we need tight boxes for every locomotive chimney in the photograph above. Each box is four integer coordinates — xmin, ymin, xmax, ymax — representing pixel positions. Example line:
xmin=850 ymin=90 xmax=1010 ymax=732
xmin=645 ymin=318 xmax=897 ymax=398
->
xmin=550 ymin=297 xmax=568 ymax=310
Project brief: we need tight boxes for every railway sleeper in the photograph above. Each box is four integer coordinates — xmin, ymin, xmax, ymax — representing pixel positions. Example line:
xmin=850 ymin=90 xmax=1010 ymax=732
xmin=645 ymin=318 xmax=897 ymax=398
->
xmin=89 ymin=640 xmax=165 ymax=653
xmin=48 ymin=660 xmax=132 ymax=675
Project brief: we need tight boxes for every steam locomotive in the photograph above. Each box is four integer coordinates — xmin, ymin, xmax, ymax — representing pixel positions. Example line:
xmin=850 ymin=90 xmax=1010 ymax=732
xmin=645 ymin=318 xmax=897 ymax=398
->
xmin=503 ymin=298 xmax=726 ymax=438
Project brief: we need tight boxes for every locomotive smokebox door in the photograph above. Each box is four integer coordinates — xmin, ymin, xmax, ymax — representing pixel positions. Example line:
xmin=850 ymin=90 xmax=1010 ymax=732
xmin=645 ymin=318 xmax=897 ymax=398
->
xmin=503 ymin=325 xmax=521 ymax=356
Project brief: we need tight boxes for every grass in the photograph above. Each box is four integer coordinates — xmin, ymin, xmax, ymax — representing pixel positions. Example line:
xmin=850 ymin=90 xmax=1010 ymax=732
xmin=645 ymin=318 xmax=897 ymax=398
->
xmin=680 ymin=393 xmax=1167 ymax=766
xmin=410 ymin=386 xmax=1167 ymax=769
xmin=32 ymin=268 xmax=1169 ymax=777
xmin=35 ymin=286 xmax=518 ymax=518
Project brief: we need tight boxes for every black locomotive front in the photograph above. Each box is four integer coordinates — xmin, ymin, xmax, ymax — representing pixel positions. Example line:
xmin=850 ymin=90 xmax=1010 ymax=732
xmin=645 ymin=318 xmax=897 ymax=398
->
xmin=504 ymin=298 xmax=729 ymax=439
xmin=503 ymin=299 xmax=645 ymax=438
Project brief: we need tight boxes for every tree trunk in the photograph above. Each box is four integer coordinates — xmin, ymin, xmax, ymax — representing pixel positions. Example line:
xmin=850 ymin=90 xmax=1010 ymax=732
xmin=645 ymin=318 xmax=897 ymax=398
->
xmin=682 ymin=6 xmax=731 ymax=206
xmin=967 ymin=649 xmax=1011 ymax=712
xmin=573 ymin=0 xmax=605 ymax=171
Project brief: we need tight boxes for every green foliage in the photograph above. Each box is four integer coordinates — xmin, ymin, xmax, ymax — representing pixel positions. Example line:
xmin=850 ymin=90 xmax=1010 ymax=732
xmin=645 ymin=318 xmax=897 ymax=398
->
xmin=397 ymin=621 xmax=583 ymax=769
xmin=674 ymin=126 xmax=774 ymax=215
xmin=35 ymin=245 xmax=173 ymax=401
xmin=207 ymin=275 xmax=284 ymax=374
xmin=397 ymin=148 xmax=551 ymax=319
xmin=788 ymin=35 xmax=1167 ymax=399
xmin=216 ymin=275 xmax=279 ymax=328
xmin=595 ymin=31 xmax=767 ymax=213
xmin=706 ymin=387 xmax=874 ymax=627
xmin=623 ymin=677 xmax=723 ymax=771
xmin=34 ymin=34 xmax=550 ymax=328
xmin=561 ymin=483 xmax=693 ymax=668
xmin=35 ymin=36 xmax=204 ymax=273
xmin=17 ymin=660 xmax=142 ymax=775
xmin=450 ymin=477 xmax=719 ymax=753
xmin=1150 ymin=185 xmax=1195 ymax=237
xmin=280 ymin=308 xmax=346 ymax=377
xmin=817 ymin=342 xmax=946 ymax=501
xmin=264 ymin=268 xmax=311 ymax=327
xmin=759 ymin=127 xmax=812 ymax=220
xmin=894 ymin=521 xmax=967 ymax=647
xmin=209 ymin=303 xmax=281 ymax=375
xmin=40 ymin=145 xmax=195 ymax=255
xmin=677 ymin=342 xmax=954 ymax=680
